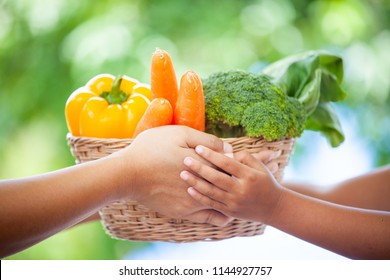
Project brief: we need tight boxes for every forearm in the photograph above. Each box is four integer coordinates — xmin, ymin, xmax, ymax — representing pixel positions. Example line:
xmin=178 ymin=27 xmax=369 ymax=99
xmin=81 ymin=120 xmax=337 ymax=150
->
xmin=269 ymin=187 xmax=390 ymax=259
xmin=324 ymin=166 xmax=390 ymax=211
xmin=284 ymin=166 xmax=390 ymax=211
xmin=0 ymin=155 xmax=128 ymax=258
xmin=76 ymin=212 xmax=101 ymax=225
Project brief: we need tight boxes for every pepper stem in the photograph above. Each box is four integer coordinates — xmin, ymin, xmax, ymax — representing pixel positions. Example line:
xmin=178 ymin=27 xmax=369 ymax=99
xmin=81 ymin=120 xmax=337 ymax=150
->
xmin=100 ymin=75 xmax=129 ymax=104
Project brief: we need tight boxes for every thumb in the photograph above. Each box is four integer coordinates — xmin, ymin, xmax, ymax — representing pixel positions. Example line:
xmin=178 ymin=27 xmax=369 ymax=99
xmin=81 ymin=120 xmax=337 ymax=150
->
xmin=252 ymin=150 xmax=280 ymax=164
xmin=184 ymin=127 xmax=232 ymax=154
xmin=184 ymin=209 xmax=233 ymax=227
xmin=251 ymin=150 xmax=280 ymax=174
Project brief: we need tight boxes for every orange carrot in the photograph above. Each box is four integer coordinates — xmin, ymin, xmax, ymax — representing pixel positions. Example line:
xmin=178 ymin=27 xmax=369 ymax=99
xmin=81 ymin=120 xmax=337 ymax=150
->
xmin=133 ymin=98 xmax=173 ymax=138
xmin=173 ymin=70 xmax=205 ymax=131
xmin=150 ymin=49 xmax=179 ymax=111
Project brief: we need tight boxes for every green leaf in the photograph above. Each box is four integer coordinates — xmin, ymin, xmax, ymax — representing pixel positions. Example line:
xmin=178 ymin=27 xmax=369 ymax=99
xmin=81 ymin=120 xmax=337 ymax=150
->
xmin=305 ymin=102 xmax=345 ymax=147
xmin=298 ymin=68 xmax=321 ymax=115
xmin=262 ymin=52 xmax=320 ymax=99
xmin=318 ymin=53 xmax=344 ymax=83
xmin=320 ymin=71 xmax=347 ymax=102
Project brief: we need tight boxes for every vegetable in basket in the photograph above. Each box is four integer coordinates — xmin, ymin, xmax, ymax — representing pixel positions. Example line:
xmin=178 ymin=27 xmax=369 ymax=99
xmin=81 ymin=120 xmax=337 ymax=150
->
xmin=174 ymin=70 xmax=205 ymax=132
xmin=203 ymin=71 xmax=306 ymax=141
xmin=203 ymin=50 xmax=347 ymax=147
xmin=133 ymin=97 xmax=173 ymax=138
xmin=65 ymin=74 xmax=151 ymax=138
xmin=150 ymin=49 xmax=205 ymax=131
xmin=150 ymin=48 xmax=179 ymax=111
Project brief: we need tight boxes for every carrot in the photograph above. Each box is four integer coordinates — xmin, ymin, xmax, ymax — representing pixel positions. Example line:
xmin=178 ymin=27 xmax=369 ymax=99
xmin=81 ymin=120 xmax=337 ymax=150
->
xmin=150 ymin=48 xmax=179 ymax=111
xmin=173 ymin=70 xmax=205 ymax=131
xmin=133 ymin=98 xmax=173 ymax=138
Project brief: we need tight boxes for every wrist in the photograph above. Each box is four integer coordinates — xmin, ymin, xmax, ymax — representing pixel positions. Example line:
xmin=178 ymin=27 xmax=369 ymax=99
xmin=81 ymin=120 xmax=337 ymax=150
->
xmin=263 ymin=184 xmax=288 ymax=226
xmin=107 ymin=146 xmax=138 ymax=202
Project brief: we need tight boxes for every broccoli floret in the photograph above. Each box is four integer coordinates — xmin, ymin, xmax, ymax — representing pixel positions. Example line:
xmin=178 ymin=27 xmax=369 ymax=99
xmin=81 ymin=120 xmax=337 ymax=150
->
xmin=203 ymin=71 xmax=271 ymax=126
xmin=285 ymin=96 xmax=307 ymax=138
xmin=242 ymin=100 xmax=289 ymax=141
xmin=203 ymin=70 xmax=307 ymax=140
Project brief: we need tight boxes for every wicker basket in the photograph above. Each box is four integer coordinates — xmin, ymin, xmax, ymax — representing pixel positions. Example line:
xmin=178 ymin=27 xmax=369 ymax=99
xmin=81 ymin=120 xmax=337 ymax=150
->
xmin=67 ymin=133 xmax=294 ymax=242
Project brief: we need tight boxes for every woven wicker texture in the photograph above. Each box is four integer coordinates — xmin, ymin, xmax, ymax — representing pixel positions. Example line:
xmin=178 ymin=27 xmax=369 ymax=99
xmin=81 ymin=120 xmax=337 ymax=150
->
xmin=67 ymin=133 xmax=294 ymax=242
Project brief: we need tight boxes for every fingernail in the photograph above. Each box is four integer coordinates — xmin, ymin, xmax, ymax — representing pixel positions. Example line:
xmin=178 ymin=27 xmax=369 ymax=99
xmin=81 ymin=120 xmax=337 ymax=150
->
xmin=223 ymin=142 xmax=233 ymax=154
xmin=187 ymin=187 xmax=197 ymax=196
xmin=195 ymin=145 xmax=204 ymax=154
xmin=180 ymin=171 xmax=190 ymax=180
xmin=183 ymin=157 xmax=193 ymax=167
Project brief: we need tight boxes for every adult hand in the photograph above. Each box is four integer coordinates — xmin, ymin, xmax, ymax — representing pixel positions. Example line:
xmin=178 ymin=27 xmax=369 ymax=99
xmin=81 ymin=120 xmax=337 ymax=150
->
xmin=117 ymin=125 xmax=233 ymax=226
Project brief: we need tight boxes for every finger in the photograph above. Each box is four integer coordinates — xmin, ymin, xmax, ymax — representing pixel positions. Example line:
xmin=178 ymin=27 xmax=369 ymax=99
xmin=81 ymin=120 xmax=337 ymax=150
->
xmin=181 ymin=169 xmax=231 ymax=198
xmin=251 ymin=150 xmax=277 ymax=163
xmin=234 ymin=150 xmax=267 ymax=172
xmin=182 ymin=157 xmax=234 ymax=191
xmin=194 ymin=145 xmax=249 ymax=178
xmin=184 ymin=209 xmax=233 ymax=226
xmin=187 ymin=186 xmax=228 ymax=214
xmin=184 ymin=127 xmax=232 ymax=154
xmin=251 ymin=151 xmax=280 ymax=174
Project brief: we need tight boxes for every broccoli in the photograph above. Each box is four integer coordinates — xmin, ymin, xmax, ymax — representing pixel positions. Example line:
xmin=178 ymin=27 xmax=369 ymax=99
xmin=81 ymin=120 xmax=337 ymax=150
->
xmin=202 ymin=70 xmax=307 ymax=140
xmin=285 ymin=96 xmax=307 ymax=138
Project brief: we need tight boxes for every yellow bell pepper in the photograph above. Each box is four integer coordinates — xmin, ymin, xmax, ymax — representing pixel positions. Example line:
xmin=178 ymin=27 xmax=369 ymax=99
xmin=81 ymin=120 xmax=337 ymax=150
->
xmin=65 ymin=74 xmax=151 ymax=138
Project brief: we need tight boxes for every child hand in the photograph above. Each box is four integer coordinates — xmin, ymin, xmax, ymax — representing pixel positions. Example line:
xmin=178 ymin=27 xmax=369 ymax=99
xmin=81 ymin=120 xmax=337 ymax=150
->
xmin=180 ymin=145 xmax=283 ymax=223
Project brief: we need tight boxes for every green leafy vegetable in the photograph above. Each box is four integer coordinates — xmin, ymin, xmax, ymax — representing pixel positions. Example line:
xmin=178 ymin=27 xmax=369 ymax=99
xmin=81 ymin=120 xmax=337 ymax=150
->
xmin=262 ymin=50 xmax=347 ymax=147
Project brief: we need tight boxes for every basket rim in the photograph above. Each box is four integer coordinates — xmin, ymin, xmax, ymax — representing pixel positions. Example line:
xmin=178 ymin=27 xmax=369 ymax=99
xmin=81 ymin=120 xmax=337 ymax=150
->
xmin=66 ymin=132 xmax=293 ymax=142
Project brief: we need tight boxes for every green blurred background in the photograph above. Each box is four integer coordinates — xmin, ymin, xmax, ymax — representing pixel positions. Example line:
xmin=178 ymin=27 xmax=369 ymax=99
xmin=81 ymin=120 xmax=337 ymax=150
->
xmin=1 ymin=0 xmax=389 ymax=259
